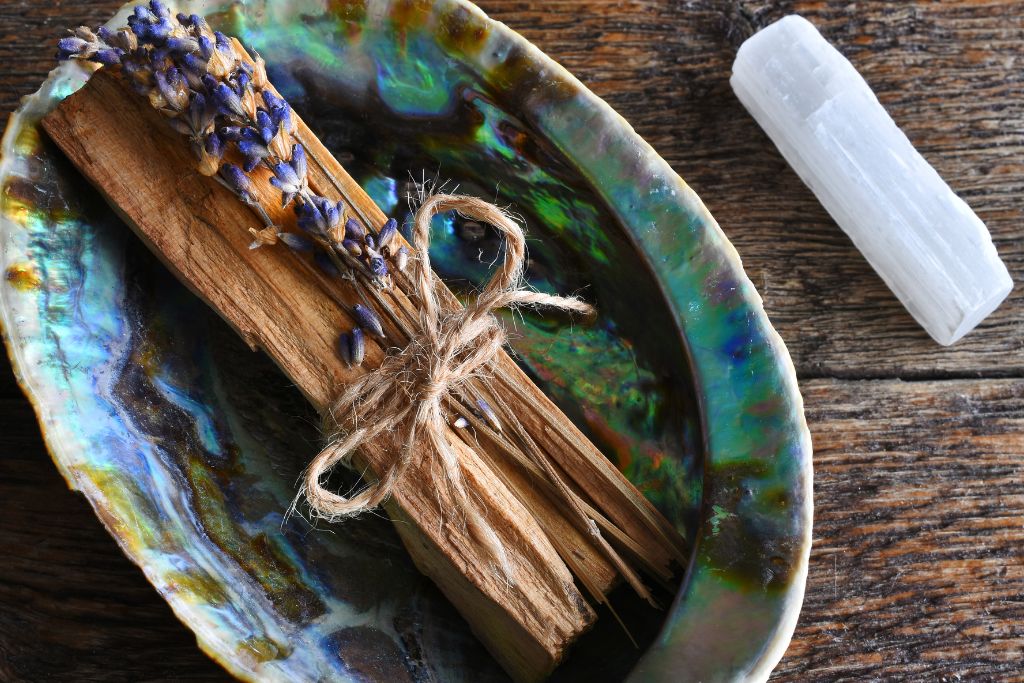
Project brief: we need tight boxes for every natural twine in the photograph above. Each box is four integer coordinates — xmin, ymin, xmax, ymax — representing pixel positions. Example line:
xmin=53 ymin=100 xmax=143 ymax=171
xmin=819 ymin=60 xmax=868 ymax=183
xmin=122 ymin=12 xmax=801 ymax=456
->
xmin=296 ymin=194 xmax=594 ymax=579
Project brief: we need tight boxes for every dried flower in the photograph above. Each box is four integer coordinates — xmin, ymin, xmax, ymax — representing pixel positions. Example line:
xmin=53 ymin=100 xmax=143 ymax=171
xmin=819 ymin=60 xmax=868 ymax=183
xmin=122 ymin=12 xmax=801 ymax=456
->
xmin=353 ymin=304 xmax=385 ymax=340
xmin=296 ymin=196 xmax=343 ymax=237
xmin=278 ymin=232 xmax=313 ymax=252
xmin=57 ymin=1 xmax=411 ymax=368
xmin=341 ymin=239 xmax=363 ymax=257
xmin=344 ymin=217 xmax=365 ymax=242
xmin=337 ymin=328 xmax=366 ymax=367
xmin=153 ymin=66 xmax=189 ymax=112
xmin=368 ymin=255 xmax=389 ymax=279
xmin=219 ymin=163 xmax=256 ymax=204
xmin=269 ymin=144 xmax=308 ymax=206
xmin=248 ymin=226 xmax=278 ymax=249
xmin=378 ymin=218 xmax=398 ymax=249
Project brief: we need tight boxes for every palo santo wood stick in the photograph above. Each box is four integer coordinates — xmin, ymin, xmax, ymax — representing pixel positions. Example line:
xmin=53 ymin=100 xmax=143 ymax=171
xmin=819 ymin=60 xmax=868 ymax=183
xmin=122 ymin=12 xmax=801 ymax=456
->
xmin=44 ymin=69 xmax=591 ymax=681
xmin=44 ymin=23 xmax=684 ymax=679
xmin=296 ymin=87 xmax=685 ymax=584
xmin=214 ymin=33 xmax=684 ymax=590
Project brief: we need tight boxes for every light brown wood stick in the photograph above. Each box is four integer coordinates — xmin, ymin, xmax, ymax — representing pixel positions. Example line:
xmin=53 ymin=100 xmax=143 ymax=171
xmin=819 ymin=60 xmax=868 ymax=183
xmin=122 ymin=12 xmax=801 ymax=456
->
xmin=42 ymin=63 xmax=685 ymax=679
xmin=42 ymin=68 xmax=595 ymax=682
xmin=299 ymin=107 xmax=684 ymax=579
xmin=219 ymin=44 xmax=684 ymax=585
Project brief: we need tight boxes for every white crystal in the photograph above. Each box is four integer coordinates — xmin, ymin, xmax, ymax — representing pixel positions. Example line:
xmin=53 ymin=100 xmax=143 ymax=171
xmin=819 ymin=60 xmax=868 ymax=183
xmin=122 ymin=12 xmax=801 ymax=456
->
xmin=730 ymin=15 xmax=1012 ymax=345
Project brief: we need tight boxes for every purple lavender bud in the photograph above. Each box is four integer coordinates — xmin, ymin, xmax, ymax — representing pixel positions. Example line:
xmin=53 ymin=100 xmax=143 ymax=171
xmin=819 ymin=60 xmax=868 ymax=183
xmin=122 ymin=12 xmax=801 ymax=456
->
xmin=270 ymin=161 xmax=301 ymax=188
xmin=219 ymin=126 xmax=244 ymax=141
xmin=92 ymin=48 xmax=123 ymax=66
xmin=149 ymin=47 xmax=171 ymax=67
xmin=179 ymin=53 xmax=206 ymax=88
xmin=353 ymin=304 xmax=385 ymax=339
xmin=56 ymin=37 xmax=88 ymax=60
xmin=197 ymin=35 xmax=214 ymax=59
xmin=337 ymin=328 xmax=366 ymax=367
xmin=149 ymin=17 xmax=173 ymax=42
xmin=344 ymin=218 xmax=365 ymax=242
xmin=175 ymin=12 xmax=191 ymax=25
xmin=278 ymin=232 xmax=313 ymax=252
xmin=126 ymin=18 xmax=145 ymax=41
xmin=296 ymin=200 xmax=328 ymax=235
xmin=269 ymin=160 xmax=303 ymax=207
xmin=262 ymin=91 xmax=292 ymax=130
xmin=235 ymin=71 xmax=251 ymax=95
xmin=377 ymin=218 xmax=398 ymax=248
xmin=364 ymin=234 xmax=376 ymax=251
xmin=149 ymin=0 xmax=170 ymax=19
xmin=341 ymin=239 xmax=362 ymax=257
xmin=291 ymin=145 xmax=307 ymax=181
xmin=214 ymin=31 xmax=232 ymax=53
xmin=218 ymin=164 xmax=255 ymax=204
xmin=240 ymin=153 xmax=263 ymax=173
xmin=185 ymin=92 xmax=215 ymax=134
xmin=155 ymin=67 xmax=188 ymax=111
xmin=277 ymin=105 xmax=293 ymax=132
xmin=213 ymin=82 xmax=246 ymax=118
xmin=205 ymin=132 xmax=224 ymax=158
xmin=323 ymin=200 xmax=342 ymax=232
xmin=255 ymin=110 xmax=274 ymax=143
xmin=368 ymin=255 xmax=389 ymax=279
xmin=262 ymin=90 xmax=285 ymax=110
xmin=238 ymin=128 xmax=270 ymax=172
xmin=97 ymin=26 xmax=113 ymax=42
xmin=166 ymin=35 xmax=200 ymax=54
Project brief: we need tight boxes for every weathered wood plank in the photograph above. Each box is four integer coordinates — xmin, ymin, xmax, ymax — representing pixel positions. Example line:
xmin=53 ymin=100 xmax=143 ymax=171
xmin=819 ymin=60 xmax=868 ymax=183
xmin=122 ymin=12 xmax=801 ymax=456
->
xmin=777 ymin=378 xmax=1024 ymax=681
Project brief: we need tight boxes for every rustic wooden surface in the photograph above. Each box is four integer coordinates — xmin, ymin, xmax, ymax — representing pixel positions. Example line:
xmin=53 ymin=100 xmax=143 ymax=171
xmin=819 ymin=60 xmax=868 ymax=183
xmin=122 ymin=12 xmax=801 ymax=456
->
xmin=1 ymin=0 xmax=1021 ymax=680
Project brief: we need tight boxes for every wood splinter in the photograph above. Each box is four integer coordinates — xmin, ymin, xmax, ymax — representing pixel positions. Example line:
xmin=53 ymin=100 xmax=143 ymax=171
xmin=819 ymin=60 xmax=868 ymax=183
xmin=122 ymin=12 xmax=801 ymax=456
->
xmin=42 ymin=65 xmax=686 ymax=682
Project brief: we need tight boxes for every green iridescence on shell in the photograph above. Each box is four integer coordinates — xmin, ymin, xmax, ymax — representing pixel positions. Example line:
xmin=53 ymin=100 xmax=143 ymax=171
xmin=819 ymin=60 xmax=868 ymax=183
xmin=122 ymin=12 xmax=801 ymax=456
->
xmin=0 ymin=1 xmax=811 ymax=681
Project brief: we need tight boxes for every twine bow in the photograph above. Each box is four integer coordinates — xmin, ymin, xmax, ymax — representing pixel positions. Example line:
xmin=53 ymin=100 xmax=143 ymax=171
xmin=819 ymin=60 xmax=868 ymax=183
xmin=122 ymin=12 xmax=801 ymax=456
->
xmin=297 ymin=194 xmax=594 ymax=577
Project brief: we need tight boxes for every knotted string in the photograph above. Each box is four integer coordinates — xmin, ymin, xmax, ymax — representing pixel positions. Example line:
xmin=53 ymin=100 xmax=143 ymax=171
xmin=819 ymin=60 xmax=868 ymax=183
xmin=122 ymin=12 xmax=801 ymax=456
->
xmin=295 ymin=194 xmax=594 ymax=579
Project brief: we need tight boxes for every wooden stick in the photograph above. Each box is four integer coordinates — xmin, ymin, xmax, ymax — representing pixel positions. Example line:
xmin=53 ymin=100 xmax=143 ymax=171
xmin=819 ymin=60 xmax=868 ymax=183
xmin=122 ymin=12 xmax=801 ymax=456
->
xmin=42 ymin=65 xmax=685 ymax=680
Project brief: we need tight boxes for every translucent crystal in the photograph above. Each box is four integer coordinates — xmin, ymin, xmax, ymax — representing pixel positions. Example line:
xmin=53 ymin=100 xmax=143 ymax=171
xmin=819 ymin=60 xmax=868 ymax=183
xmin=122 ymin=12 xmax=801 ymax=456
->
xmin=731 ymin=15 xmax=1013 ymax=345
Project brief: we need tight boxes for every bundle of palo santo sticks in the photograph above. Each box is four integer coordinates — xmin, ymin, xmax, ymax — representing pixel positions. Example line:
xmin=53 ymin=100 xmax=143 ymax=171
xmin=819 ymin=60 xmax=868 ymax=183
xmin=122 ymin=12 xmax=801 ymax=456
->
xmin=43 ymin=4 xmax=686 ymax=680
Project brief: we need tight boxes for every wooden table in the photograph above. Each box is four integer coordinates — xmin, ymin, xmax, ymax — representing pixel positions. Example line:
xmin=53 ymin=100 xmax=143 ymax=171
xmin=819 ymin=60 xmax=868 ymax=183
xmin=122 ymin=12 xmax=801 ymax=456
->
xmin=1 ymin=1 xmax=1021 ymax=680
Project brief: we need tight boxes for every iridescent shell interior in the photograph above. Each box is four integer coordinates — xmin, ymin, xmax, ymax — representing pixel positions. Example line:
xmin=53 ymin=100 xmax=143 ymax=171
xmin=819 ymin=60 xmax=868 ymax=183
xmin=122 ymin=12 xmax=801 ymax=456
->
xmin=0 ymin=1 xmax=812 ymax=681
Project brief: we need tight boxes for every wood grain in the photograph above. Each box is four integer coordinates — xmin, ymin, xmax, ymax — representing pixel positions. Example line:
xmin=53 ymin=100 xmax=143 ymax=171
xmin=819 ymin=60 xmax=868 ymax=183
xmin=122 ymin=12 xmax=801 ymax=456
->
xmin=2 ymin=0 xmax=1022 ymax=681
xmin=780 ymin=379 xmax=1024 ymax=680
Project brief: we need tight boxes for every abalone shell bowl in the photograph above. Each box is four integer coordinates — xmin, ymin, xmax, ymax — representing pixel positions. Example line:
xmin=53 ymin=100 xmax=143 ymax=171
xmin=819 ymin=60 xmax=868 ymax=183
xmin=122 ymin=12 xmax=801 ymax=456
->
xmin=0 ymin=1 xmax=812 ymax=681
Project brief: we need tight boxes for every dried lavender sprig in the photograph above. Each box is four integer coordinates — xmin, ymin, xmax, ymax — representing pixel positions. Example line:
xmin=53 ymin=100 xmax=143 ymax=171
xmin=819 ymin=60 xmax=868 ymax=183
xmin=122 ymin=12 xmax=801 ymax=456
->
xmin=57 ymin=1 xmax=412 ymax=364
